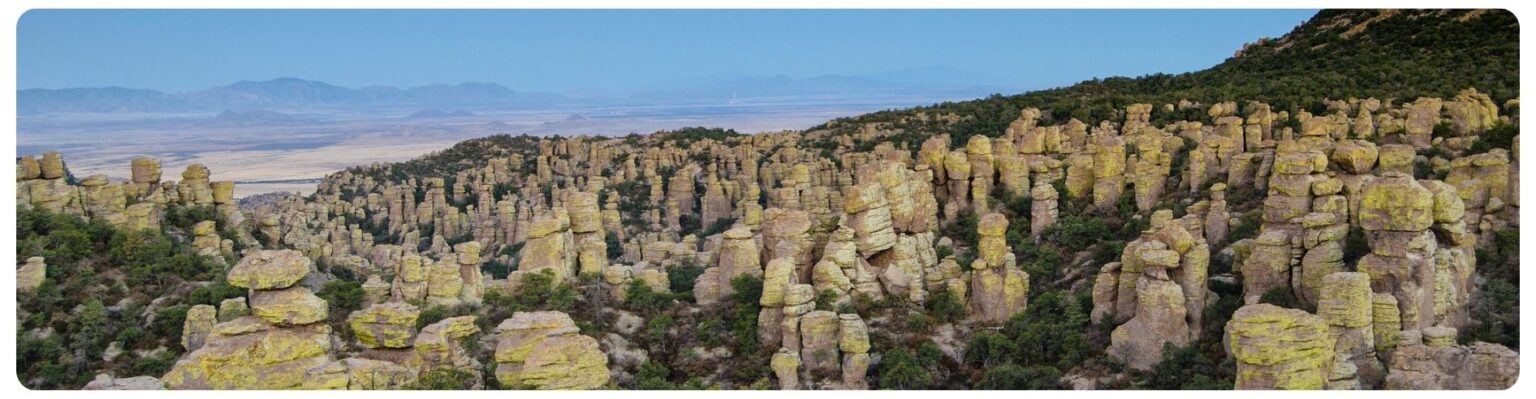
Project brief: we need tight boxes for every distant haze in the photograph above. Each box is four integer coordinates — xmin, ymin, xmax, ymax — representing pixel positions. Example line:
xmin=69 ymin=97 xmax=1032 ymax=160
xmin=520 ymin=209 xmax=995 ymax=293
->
xmin=19 ymin=9 xmax=1317 ymax=94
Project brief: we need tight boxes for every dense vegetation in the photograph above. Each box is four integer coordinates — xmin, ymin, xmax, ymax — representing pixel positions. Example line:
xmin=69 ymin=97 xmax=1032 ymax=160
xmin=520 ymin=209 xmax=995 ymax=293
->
xmin=812 ymin=9 xmax=1518 ymax=146
xmin=16 ymin=207 xmax=241 ymax=389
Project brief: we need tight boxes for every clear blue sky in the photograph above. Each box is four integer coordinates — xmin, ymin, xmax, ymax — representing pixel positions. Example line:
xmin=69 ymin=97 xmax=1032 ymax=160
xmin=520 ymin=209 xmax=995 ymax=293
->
xmin=18 ymin=9 xmax=1318 ymax=93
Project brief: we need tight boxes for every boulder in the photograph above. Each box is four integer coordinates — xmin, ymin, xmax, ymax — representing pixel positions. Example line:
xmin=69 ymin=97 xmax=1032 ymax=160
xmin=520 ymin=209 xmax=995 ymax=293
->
xmin=348 ymin=302 xmax=421 ymax=349
xmin=249 ymin=286 xmax=329 ymax=326
xmin=227 ymin=250 xmax=313 ymax=290
xmin=1226 ymin=304 xmax=1335 ymax=390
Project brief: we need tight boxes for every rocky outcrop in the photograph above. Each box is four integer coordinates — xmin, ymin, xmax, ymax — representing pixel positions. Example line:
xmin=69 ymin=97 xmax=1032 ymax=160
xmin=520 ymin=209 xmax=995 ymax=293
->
xmin=299 ymin=358 xmax=414 ymax=390
xmin=967 ymin=213 xmax=1028 ymax=324
xmin=695 ymin=226 xmax=762 ymax=305
xmin=1316 ymin=272 xmax=1383 ymax=388
xmin=348 ymin=302 xmax=420 ymax=349
xmin=1384 ymin=327 xmax=1519 ymax=389
xmin=493 ymin=311 xmax=609 ymax=389
xmin=162 ymin=250 xmax=334 ymax=389
xmin=1226 ymin=304 xmax=1336 ymax=390
xmin=1100 ymin=211 xmax=1208 ymax=369
xmin=519 ymin=212 xmax=579 ymax=285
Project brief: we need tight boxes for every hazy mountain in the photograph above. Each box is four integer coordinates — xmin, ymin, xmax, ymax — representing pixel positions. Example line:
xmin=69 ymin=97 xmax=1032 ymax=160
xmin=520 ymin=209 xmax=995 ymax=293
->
xmin=18 ymin=78 xmax=574 ymax=114
xmin=18 ymin=66 xmax=1019 ymax=114
xmin=16 ymin=86 xmax=185 ymax=113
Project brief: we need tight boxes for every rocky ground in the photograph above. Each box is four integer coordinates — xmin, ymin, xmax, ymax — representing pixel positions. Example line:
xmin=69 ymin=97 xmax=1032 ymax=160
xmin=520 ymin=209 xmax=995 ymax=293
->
xmin=15 ymin=85 xmax=1521 ymax=389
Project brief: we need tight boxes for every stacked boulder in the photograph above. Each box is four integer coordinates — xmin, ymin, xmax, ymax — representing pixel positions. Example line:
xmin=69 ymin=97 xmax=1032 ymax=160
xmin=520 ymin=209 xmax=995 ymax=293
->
xmin=567 ymin=191 xmax=609 ymax=277
xmin=516 ymin=211 xmax=578 ymax=285
xmin=1028 ymin=181 xmax=1059 ymax=240
xmin=1099 ymin=210 xmax=1208 ymax=369
xmin=162 ymin=250 xmax=334 ymax=389
xmin=1354 ymin=173 xmax=1456 ymax=331
xmin=1316 ymin=272 xmax=1384 ymax=388
xmin=768 ymin=310 xmax=871 ymax=390
xmin=493 ymin=311 xmax=610 ymax=389
xmin=967 ymin=213 xmax=1028 ymax=324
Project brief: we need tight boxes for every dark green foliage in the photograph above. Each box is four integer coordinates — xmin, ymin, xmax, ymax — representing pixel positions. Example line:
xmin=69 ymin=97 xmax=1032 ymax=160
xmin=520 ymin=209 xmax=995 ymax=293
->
xmin=1467 ymin=122 xmax=1519 ymax=155
xmin=635 ymin=360 xmax=675 ymax=390
xmin=317 ymin=279 xmax=365 ymax=319
xmin=963 ymin=331 xmax=1017 ymax=369
xmin=151 ymin=305 xmax=192 ymax=341
xmin=700 ymin=217 xmax=738 ymax=238
xmin=816 ymin=10 xmax=1517 ymax=139
xmin=185 ymin=280 xmax=245 ymax=307
xmin=605 ymin=232 xmax=624 ymax=259
xmin=1003 ymin=289 xmax=1100 ymax=370
xmin=935 ymin=244 xmax=954 ymax=261
xmin=481 ymin=260 xmax=511 ymax=280
xmin=1227 ymin=212 xmax=1262 ymax=242
xmin=924 ymin=289 xmax=967 ymax=323
xmin=1043 ymin=215 xmax=1109 ymax=252
xmin=129 ymin=351 xmax=179 ymax=377
xmin=623 ymin=279 xmax=674 ymax=317
xmin=1132 ymin=343 xmax=1234 ymax=389
xmin=976 ymin=363 xmax=1063 ymax=390
xmin=15 ymin=207 xmax=241 ymax=388
xmin=1094 ymin=240 xmax=1127 ymax=265
xmin=1465 ymin=230 xmax=1519 ymax=347
xmin=942 ymin=210 xmax=980 ymax=246
xmin=876 ymin=348 xmax=936 ymax=389
xmin=667 ymin=262 xmax=707 ymax=295
xmin=1465 ymin=278 xmax=1519 ymax=348
xmin=481 ymin=269 xmax=578 ymax=315
xmin=814 ymin=289 xmax=840 ymax=312
xmin=416 ymin=304 xmax=454 ymax=330
xmin=657 ymin=126 xmax=743 ymax=146
xmin=725 ymin=275 xmax=765 ymax=355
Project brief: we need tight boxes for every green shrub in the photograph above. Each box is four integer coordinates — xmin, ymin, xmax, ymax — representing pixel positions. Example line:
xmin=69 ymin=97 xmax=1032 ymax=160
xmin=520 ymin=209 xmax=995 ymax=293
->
xmin=876 ymin=348 xmax=935 ymax=389
xmin=317 ymin=279 xmax=365 ymax=318
xmin=976 ymin=363 xmax=1063 ymax=389
xmin=963 ymin=331 xmax=1017 ymax=369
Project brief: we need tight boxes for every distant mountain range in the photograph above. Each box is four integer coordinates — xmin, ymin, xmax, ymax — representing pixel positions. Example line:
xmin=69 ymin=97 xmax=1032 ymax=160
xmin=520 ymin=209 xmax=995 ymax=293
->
xmin=18 ymin=67 xmax=1022 ymax=115
xmin=18 ymin=78 xmax=573 ymax=114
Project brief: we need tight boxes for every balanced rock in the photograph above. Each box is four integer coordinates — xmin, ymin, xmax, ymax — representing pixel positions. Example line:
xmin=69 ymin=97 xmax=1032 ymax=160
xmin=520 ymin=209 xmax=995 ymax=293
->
xmin=226 ymin=249 xmax=313 ymax=290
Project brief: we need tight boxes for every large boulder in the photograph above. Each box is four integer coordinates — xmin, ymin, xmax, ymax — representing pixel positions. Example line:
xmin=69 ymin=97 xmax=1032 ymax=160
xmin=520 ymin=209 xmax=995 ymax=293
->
xmin=1226 ymin=304 xmax=1336 ymax=390
xmin=249 ymin=286 xmax=329 ymax=326
xmin=226 ymin=250 xmax=313 ymax=290
xmin=493 ymin=311 xmax=609 ymax=389
xmin=161 ymin=317 xmax=334 ymax=389
xmin=348 ymin=302 xmax=420 ymax=349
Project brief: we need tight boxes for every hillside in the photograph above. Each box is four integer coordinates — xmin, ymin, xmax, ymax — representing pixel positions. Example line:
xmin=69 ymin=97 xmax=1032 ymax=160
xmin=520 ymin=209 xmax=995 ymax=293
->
xmin=14 ymin=9 xmax=1522 ymax=391
xmin=816 ymin=9 xmax=1519 ymax=140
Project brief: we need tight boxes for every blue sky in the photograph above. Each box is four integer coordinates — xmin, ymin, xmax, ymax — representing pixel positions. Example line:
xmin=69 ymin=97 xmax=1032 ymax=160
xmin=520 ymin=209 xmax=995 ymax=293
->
xmin=18 ymin=9 xmax=1318 ymax=93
